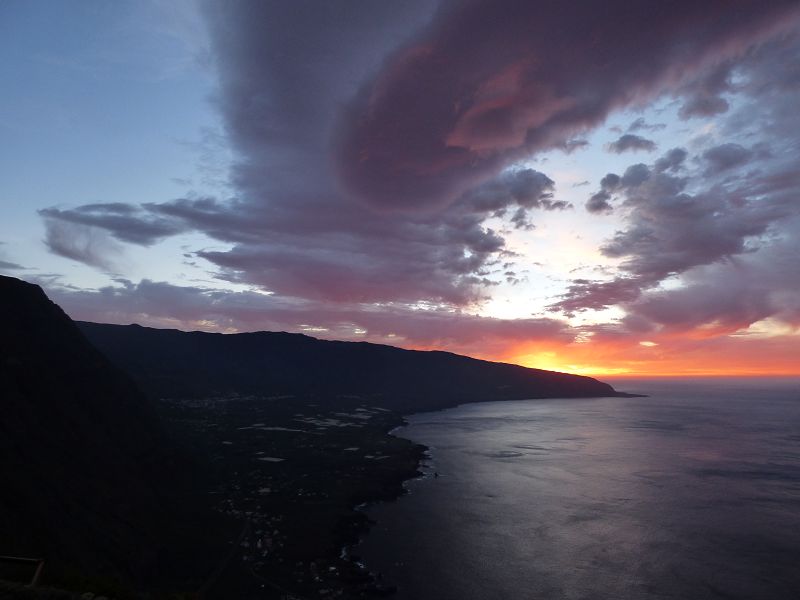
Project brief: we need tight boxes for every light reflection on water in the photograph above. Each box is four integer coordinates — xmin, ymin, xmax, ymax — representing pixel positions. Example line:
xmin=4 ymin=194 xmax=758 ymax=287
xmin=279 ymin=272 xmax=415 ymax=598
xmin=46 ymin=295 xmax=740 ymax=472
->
xmin=360 ymin=378 xmax=800 ymax=600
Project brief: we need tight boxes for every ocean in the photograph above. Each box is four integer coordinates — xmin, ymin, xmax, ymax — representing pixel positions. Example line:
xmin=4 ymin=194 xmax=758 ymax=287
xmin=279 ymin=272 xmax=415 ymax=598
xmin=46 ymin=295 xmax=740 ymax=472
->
xmin=359 ymin=378 xmax=800 ymax=600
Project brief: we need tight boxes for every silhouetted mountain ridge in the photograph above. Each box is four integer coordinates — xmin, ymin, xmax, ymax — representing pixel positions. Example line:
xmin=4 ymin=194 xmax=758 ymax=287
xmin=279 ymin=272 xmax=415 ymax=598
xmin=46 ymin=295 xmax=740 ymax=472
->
xmin=0 ymin=275 xmax=219 ymax=593
xmin=77 ymin=322 xmax=625 ymax=412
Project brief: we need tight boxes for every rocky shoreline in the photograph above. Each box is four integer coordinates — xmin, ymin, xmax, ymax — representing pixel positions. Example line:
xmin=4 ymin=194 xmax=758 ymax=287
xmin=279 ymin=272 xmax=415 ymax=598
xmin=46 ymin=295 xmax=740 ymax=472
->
xmin=158 ymin=394 xmax=429 ymax=599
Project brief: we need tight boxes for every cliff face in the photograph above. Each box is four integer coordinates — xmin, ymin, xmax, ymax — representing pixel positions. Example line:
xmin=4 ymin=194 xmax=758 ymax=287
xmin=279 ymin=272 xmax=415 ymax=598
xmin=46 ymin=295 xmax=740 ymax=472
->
xmin=0 ymin=276 xmax=207 ymax=591
xmin=78 ymin=322 xmax=623 ymax=413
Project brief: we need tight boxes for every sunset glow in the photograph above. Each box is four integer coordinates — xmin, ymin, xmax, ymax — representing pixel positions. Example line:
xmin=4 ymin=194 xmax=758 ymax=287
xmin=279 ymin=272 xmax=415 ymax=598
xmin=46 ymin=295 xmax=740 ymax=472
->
xmin=2 ymin=1 xmax=800 ymax=377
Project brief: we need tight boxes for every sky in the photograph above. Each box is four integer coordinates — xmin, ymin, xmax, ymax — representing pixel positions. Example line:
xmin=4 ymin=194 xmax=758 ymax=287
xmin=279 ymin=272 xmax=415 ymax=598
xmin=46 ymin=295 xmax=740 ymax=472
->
xmin=2 ymin=0 xmax=800 ymax=376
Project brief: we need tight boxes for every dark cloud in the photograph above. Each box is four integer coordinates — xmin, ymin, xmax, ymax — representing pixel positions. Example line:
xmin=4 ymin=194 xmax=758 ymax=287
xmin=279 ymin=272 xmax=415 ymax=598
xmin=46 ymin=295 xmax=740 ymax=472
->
xmin=159 ymin=2 xmax=560 ymax=305
xmin=619 ymin=163 xmax=651 ymax=188
xmin=39 ymin=203 xmax=186 ymax=246
xmin=679 ymin=95 xmax=729 ymax=120
xmin=606 ymin=134 xmax=657 ymax=154
xmin=628 ymin=219 xmax=800 ymax=333
xmin=42 ymin=219 xmax=123 ymax=272
xmin=142 ymin=175 xmax=553 ymax=304
xmin=195 ymin=240 xmax=495 ymax=305
xmin=460 ymin=169 xmax=564 ymax=213
xmin=654 ymin=147 xmax=688 ymax=173
xmin=102 ymin=181 xmax=535 ymax=305
xmin=559 ymin=139 xmax=590 ymax=154
xmin=678 ymin=63 xmax=733 ymax=119
xmin=585 ymin=173 xmax=622 ymax=214
xmin=39 ymin=2 xmax=577 ymax=306
xmin=599 ymin=173 xmax=622 ymax=190
xmin=552 ymin=278 xmax=642 ymax=315
xmin=702 ymin=143 xmax=753 ymax=175
xmin=586 ymin=192 xmax=614 ymax=215
xmin=459 ymin=168 xmax=569 ymax=231
xmin=336 ymin=0 xmax=800 ymax=211
xmin=599 ymin=172 xmax=773 ymax=278
xmin=627 ymin=117 xmax=666 ymax=133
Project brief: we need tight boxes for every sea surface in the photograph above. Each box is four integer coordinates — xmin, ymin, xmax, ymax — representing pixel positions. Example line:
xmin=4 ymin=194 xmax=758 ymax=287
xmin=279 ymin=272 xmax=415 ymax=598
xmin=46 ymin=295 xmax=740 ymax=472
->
xmin=359 ymin=378 xmax=800 ymax=600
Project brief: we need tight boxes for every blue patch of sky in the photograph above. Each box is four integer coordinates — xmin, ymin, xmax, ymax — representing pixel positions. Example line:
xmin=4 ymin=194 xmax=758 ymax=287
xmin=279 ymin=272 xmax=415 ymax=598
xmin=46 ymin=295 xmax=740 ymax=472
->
xmin=0 ymin=0 xmax=224 ymax=285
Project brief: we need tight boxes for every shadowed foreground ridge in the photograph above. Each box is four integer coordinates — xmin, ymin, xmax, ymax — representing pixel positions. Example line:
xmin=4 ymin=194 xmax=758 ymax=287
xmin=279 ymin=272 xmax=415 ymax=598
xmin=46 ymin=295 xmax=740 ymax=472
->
xmin=0 ymin=275 xmax=220 ymax=595
xmin=78 ymin=322 xmax=626 ymax=412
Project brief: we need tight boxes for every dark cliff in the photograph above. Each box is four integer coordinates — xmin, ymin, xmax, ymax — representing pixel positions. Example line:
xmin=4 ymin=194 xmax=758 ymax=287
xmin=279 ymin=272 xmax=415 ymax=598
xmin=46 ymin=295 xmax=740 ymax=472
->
xmin=0 ymin=276 xmax=217 ymax=593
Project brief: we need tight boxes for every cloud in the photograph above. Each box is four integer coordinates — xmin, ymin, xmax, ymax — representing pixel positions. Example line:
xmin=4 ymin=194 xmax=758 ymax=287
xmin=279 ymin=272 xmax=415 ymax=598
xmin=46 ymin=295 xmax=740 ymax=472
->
xmin=41 ymin=1 xmax=587 ymax=307
xmin=680 ymin=95 xmax=729 ymax=120
xmin=196 ymin=241 xmax=495 ymax=305
xmin=335 ymin=0 xmax=800 ymax=211
xmin=585 ymin=173 xmax=622 ymax=214
xmin=43 ymin=277 xmax=574 ymax=356
xmin=34 ymin=1 xmax=800 ymax=356
xmin=654 ymin=147 xmax=688 ymax=173
xmin=458 ymin=168 xmax=569 ymax=229
xmin=586 ymin=192 xmax=613 ymax=215
xmin=558 ymin=111 xmax=800 ymax=317
xmin=142 ymin=179 xmax=547 ymax=304
xmin=460 ymin=169 xmax=565 ymax=213
xmin=625 ymin=219 xmax=800 ymax=335
xmin=42 ymin=219 xmax=124 ymax=271
xmin=606 ymin=134 xmax=657 ymax=154
xmin=615 ymin=46 xmax=800 ymax=335
xmin=0 ymin=260 xmax=24 ymax=271
xmin=553 ymin=278 xmax=642 ymax=315
xmin=678 ymin=63 xmax=733 ymax=119
xmin=0 ymin=244 xmax=25 ymax=271
xmin=39 ymin=203 xmax=186 ymax=246
xmin=627 ymin=117 xmax=666 ymax=133
xmin=702 ymin=143 xmax=753 ymax=175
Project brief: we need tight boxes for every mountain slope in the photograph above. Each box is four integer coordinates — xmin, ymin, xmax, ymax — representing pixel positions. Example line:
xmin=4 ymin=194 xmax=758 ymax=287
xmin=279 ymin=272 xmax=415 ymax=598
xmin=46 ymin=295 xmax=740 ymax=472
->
xmin=77 ymin=322 xmax=624 ymax=412
xmin=0 ymin=276 xmax=217 ymax=593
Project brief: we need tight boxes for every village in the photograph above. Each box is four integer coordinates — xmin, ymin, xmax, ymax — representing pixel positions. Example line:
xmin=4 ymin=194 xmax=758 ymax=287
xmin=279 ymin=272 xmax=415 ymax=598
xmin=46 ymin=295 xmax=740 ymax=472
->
xmin=158 ymin=393 xmax=427 ymax=598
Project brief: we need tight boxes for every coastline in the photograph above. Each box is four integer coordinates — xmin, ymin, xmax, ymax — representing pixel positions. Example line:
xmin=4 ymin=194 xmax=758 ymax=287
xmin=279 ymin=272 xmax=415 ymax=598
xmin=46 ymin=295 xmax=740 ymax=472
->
xmin=339 ymin=381 xmax=800 ymax=600
xmin=337 ymin=420 xmax=432 ymax=597
xmin=158 ymin=394 xmax=430 ymax=599
xmin=157 ymin=390 xmax=641 ymax=598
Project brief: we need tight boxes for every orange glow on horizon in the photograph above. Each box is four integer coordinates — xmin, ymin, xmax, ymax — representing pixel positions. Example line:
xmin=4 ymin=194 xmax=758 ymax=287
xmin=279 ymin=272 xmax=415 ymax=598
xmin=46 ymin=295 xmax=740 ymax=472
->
xmin=504 ymin=340 xmax=800 ymax=378
xmin=509 ymin=350 xmax=800 ymax=377
xmin=406 ymin=332 xmax=800 ymax=379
